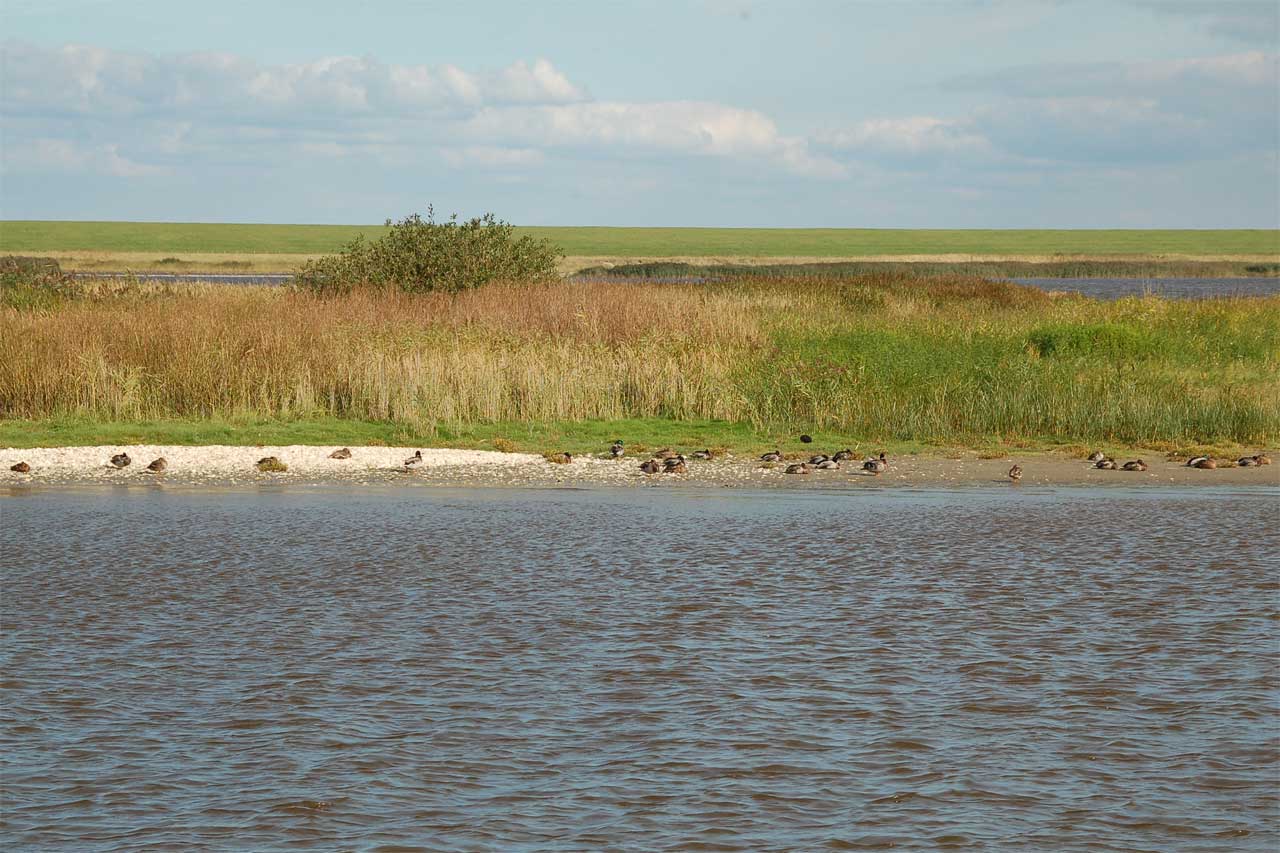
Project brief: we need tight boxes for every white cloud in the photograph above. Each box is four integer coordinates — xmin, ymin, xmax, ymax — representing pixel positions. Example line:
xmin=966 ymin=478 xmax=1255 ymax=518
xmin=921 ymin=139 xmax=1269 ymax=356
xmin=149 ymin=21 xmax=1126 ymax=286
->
xmin=4 ymin=137 xmax=168 ymax=176
xmin=817 ymin=117 xmax=992 ymax=158
xmin=0 ymin=41 xmax=840 ymax=180
xmin=462 ymin=101 xmax=846 ymax=176
xmin=0 ymin=42 xmax=587 ymax=120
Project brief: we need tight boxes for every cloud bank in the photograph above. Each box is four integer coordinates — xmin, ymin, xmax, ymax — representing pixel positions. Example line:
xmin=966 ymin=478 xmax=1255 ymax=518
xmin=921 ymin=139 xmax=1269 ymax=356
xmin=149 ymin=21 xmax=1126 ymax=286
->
xmin=1 ymin=38 xmax=1275 ymax=226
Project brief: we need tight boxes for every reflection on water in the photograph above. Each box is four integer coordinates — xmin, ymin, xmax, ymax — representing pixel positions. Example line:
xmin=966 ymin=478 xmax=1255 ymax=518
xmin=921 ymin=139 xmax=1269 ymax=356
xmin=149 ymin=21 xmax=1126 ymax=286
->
xmin=3 ymin=486 xmax=1277 ymax=850
xmin=1010 ymin=276 xmax=1280 ymax=300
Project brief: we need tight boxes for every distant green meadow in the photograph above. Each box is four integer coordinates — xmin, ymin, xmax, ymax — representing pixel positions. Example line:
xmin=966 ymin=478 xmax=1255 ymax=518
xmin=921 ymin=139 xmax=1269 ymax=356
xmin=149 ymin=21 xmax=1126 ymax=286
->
xmin=2 ymin=221 xmax=1277 ymax=257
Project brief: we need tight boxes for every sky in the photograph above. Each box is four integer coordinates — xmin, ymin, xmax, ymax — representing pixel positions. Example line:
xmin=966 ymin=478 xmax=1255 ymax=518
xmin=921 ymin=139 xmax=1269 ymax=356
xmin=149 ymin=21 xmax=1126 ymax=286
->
xmin=1 ymin=0 xmax=1277 ymax=227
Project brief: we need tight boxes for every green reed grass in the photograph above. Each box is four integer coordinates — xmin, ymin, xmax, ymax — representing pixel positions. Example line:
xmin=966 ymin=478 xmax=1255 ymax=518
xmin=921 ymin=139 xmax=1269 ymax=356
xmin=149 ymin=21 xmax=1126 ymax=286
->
xmin=1 ymin=273 xmax=1277 ymax=449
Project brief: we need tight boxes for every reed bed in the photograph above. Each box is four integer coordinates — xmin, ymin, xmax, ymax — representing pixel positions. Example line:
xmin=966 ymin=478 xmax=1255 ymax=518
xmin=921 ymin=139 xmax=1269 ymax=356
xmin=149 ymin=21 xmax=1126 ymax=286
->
xmin=2 ymin=274 xmax=1277 ymax=447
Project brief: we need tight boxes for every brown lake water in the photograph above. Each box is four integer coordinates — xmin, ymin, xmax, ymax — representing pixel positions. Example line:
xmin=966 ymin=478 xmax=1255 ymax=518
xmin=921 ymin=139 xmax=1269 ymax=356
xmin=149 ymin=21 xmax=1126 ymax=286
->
xmin=2 ymin=485 xmax=1277 ymax=850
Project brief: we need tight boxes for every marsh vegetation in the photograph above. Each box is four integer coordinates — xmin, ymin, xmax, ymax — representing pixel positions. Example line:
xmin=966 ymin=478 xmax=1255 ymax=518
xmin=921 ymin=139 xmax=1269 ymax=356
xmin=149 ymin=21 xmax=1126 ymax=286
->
xmin=3 ymin=266 xmax=1276 ymax=452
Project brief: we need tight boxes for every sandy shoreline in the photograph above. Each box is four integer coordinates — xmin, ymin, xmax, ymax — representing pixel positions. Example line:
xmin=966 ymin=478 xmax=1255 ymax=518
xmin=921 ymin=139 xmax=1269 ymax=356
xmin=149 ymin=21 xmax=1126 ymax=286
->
xmin=3 ymin=445 xmax=1277 ymax=490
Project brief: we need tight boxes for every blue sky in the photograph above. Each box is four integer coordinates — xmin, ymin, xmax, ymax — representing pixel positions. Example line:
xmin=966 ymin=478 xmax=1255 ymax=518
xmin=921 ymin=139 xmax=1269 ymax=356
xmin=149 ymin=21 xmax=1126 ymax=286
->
xmin=2 ymin=0 xmax=1277 ymax=226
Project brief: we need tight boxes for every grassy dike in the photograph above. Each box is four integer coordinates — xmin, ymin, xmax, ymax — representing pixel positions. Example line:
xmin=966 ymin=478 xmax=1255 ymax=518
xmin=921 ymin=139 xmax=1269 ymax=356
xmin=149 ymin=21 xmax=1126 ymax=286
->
xmin=3 ymin=220 xmax=1279 ymax=257
xmin=2 ymin=272 xmax=1277 ymax=455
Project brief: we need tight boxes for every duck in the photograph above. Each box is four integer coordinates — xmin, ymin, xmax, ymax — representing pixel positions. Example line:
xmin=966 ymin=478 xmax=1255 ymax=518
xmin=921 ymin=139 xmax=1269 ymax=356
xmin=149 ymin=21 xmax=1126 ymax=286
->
xmin=328 ymin=447 xmax=352 ymax=459
xmin=1087 ymin=451 xmax=1106 ymax=463
xmin=832 ymin=449 xmax=855 ymax=462
xmin=1122 ymin=459 xmax=1147 ymax=471
xmin=809 ymin=453 xmax=830 ymax=465
xmin=256 ymin=456 xmax=286 ymax=472
xmin=654 ymin=448 xmax=678 ymax=460
xmin=609 ymin=440 xmax=625 ymax=458
xmin=1008 ymin=464 xmax=1022 ymax=482
xmin=146 ymin=457 xmax=168 ymax=472
xmin=691 ymin=449 xmax=713 ymax=460
xmin=1094 ymin=458 xmax=1117 ymax=470
xmin=1255 ymin=453 xmax=1272 ymax=465
xmin=664 ymin=456 xmax=688 ymax=474
xmin=815 ymin=459 xmax=840 ymax=470
xmin=548 ymin=452 xmax=573 ymax=465
xmin=10 ymin=461 xmax=30 ymax=473
xmin=639 ymin=458 xmax=661 ymax=474
xmin=785 ymin=462 xmax=810 ymax=474
xmin=1185 ymin=455 xmax=1211 ymax=468
xmin=760 ymin=450 xmax=783 ymax=463
xmin=110 ymin=452 xmax=131 ymax=469
xmin=863 ymin=453 xmax=888 ymax=475
xmin=404 ymin=450 xmax=423 ymax=469
xmin=1238 ymin=454 xmax=1271 ymax=467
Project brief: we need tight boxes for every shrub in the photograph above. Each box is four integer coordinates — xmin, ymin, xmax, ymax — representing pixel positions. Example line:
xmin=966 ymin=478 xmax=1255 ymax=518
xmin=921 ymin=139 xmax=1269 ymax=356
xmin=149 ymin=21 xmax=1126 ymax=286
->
xmin=295 ymin=208 xmax=562 ymax=294
xmin=1 ymin=260 xmax=74 ymax=311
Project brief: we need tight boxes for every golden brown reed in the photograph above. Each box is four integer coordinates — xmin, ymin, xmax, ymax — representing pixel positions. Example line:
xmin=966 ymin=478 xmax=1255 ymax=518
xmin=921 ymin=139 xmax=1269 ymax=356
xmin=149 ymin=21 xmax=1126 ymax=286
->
xmin=0 ymin=280 xmax=762 ymax=428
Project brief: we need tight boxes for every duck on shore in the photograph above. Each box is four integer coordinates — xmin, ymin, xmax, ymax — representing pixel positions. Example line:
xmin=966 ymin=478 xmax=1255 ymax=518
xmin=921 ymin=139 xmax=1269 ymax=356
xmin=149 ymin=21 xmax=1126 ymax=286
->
xmin=785 ymin=462 xmax=810 ymax=474
xmin=664 ymin=455 xmax=688 ymax=474
xmin=639 ymin=458 xmax=661 ymax=474
xmin=1087 ymin=451 xmax=1107 ymax=463
xmin=403 ymin=450 xmax=423 ymax=469
xmin=1189 ymin=456 xmax=1217 ymax=469
xmin=610 ymin=440 xmax=625 ymax=458
xmin=1094 ymin=458 xmax=1117 ymax=470
xmin=809 ymin=453 xmax=829 ymax=465
xmin=1122 ymin=459 xmax=1147 ymax=471
xmin=815 ymin=459 xmax=840 ymax=470
xmin=146 ymin=457 xmax=168 ymax=472
xmin=863 ymin=453 xmax=888 ymax=475
xmin=832 ymin=449 xmax=855 ymax=462
xmin=760 ymin=450 xmax=783 ymax=463
xmin=1238 ymin=454 xmax=1271 ymax=467
xmin=692 ymin=449 xmax=713 ymax=460
xmin=256 ymin=456 xmax=287 ymax=472
xmin=1008 ymin=464 xmax=1022 ymax=482
xmin=110 ymin=452 xmax=131 ymax=469
xmin=329 ymin=447 xmax=352 ymax=459
xmin=547 ymin=452 xmax=573 ymax=465
xmin=10 ymin=461 xmax=30 ymax=473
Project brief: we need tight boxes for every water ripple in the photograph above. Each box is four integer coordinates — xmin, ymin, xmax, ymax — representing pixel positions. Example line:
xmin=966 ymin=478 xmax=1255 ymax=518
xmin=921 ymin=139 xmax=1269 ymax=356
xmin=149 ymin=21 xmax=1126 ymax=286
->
xmin=2 ymin=485 xmax=1277 ymax=850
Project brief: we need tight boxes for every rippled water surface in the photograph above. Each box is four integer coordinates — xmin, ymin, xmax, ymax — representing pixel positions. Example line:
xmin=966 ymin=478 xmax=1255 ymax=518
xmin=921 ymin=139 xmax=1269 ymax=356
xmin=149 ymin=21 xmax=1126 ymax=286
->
xmin=3 ymin=485 xmax=1277 ymax=851
xmin=1009 ymin=276 xmax=1280 ymax=300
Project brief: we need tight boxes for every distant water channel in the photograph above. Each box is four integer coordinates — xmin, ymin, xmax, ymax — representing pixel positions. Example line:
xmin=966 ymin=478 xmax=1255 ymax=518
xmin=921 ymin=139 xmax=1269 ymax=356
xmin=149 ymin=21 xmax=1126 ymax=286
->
xmin=3 ymin=485 xmax=1276 ymax=850
xmin=80 ymin=272 xmax=1280 ymax=299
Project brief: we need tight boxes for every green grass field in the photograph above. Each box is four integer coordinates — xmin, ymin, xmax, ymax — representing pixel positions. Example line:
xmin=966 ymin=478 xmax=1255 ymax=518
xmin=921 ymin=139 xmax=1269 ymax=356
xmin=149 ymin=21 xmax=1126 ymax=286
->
xmin=2 ymin=221 xmax=1277 ymax=257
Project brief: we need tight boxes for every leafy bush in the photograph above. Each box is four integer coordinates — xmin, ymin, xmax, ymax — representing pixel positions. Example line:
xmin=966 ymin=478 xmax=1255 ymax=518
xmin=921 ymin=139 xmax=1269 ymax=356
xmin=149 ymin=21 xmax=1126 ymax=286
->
xmin=1 ymin=258 xmax=75 ymax=311
xmin=295 ymin=208 xmax=562 ymax=294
